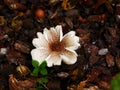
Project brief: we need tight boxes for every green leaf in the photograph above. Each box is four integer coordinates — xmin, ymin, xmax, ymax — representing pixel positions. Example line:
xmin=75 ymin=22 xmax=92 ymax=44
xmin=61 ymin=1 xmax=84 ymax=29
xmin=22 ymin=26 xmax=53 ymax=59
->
xmin=39 ymin=61 xmax=47 ymax=68
xmin=32 ymin=60 xmax=39 ymax=68
xmin=110 ymin=73 xmax=120 ymax=90
xmin=37 ymin=85 xmax=45 ymax=90
xmin=40 ymin=68 xmax=48 ymax=75
xmin=37 ymin=77 xmax=48 ymax=84
xmin=31 ymin=68 xmax=39 ymax=76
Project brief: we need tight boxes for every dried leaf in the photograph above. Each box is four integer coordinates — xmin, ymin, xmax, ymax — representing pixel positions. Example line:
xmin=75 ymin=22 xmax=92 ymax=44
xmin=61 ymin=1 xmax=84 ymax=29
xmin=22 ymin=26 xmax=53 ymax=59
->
xmin=106 ymin=27 xmax=118 ymax=39
xmin=9 ymin=74 xmax=36 ymax=90
xmin=16 ymin=64 xmax=31 ymax=76
xmin=65 ymin=17 xmax=73 ymax=28
xmin=106 ymin=53 xmax=115 ymax=67
xmin=76 ymin=29 xmax=90 ymax=45
xmin=70 ymin=68 xmax=79 ymax=80
xmin=89 ymin=44 xmax=99 ymax=56
xmin=49 ymin=0 xmax=59 ymax=5
xmin=65 ymin=9 xmax=79 ymax=17
xmin=98 ymin=80 xmax=110 ymax=90
xmin=61 ymin=0 xmax=75 ymax=10
xmin=116 ymin=56 xmax=120 ymax=69
xmin=89 ymin=55 xmax=99 ymax=65
xmin=77 ymin=80 xmax=87 ymax=90
xmin=87 ymin=69 xmax=102 ymax=82
xmin=50 ymin=9 xmax=59 ymax=19
xmin=14 ymin=41 xmax=30 ymax=54
xmin=0 ymin=16 xmax=7 ymax=26
xmin=86 ymin=14 xmax=107 ymax=23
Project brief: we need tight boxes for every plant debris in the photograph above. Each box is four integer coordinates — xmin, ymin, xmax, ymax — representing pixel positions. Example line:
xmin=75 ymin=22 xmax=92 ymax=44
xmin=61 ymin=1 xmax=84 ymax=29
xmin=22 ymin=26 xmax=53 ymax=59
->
xmin=0 ymin=0 xmax=120 ymax=90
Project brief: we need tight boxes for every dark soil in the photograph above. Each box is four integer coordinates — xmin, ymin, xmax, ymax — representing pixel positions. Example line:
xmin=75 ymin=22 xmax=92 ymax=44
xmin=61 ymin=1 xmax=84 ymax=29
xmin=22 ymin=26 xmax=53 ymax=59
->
xmin=0 ymin=0 xmax=120 ymax=90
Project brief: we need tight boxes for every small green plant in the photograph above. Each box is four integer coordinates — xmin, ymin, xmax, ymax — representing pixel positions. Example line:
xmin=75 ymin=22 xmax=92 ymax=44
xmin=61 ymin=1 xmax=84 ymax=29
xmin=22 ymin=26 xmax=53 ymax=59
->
xmin=110 ymin=73 xmax=120 ymax=90
xmin=31 ymin=60 xmax=49 ymax=90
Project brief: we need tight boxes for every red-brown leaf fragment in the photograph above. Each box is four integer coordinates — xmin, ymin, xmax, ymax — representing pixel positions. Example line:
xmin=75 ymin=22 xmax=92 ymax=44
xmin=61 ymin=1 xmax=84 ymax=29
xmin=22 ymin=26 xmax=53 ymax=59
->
xmin=76 ymin=29 xmax=90 ymax=45
xmin=77 ymin=80 xmax=87 ymax=90
xmin=106 ymin=27 xmax=118 ymax=39
xmin=89 ymin=55 xmax=99 ymax=65
xmin=86 ymin=14 xmax=107 ymax=23
xmin=116 ymin=56 xmax=120 ymax=69
xmin=87 ymin=69 xmax=102 ymax=82
xmin=98 ymin=80 xmax=110 ymax=90
xmin=70 ymin=69 xmax=79 ymax=81
xmin=106 ymin=53 xmax=115 ymax=67
xmin=14 ymin=41 xmax=30 ymax=54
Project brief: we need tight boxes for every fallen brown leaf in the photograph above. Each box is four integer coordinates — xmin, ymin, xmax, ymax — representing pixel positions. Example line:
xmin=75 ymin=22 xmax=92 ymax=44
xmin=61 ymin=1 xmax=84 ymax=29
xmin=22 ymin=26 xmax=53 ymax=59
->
xmin=9 ymin=74 xmax=36 ymax=90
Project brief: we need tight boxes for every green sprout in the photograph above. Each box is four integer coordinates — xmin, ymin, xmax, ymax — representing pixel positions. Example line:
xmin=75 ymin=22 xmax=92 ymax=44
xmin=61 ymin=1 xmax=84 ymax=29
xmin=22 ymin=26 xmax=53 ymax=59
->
xmin=31 ymin=60 xmax=49 ymax=90
xmin=110 ymin=73 xmax=120 ymax=90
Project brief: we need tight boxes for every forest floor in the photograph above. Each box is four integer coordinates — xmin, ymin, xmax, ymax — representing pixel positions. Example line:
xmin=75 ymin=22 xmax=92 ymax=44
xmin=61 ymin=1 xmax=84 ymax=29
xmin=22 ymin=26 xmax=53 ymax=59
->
xmin=0 ymin=0 xmax=120 ymax=90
